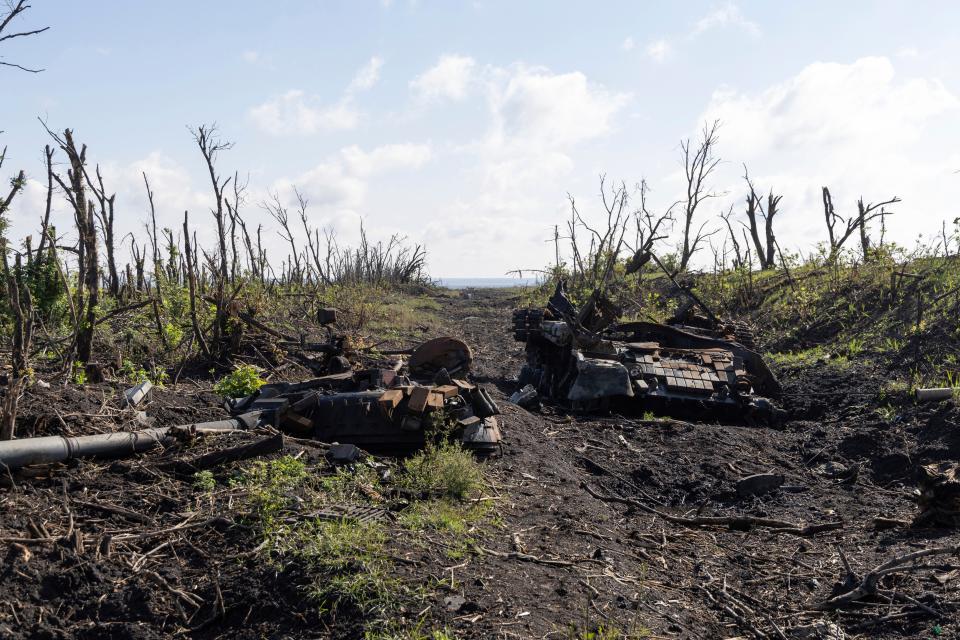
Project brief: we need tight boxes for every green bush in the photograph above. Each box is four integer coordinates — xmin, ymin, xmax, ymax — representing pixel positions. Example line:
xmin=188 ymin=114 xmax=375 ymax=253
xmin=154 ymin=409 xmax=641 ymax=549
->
xmin=214 ymin=364 xmax=265 ymax=397
xmin=399 ymin=441 xmax=483 ymax=500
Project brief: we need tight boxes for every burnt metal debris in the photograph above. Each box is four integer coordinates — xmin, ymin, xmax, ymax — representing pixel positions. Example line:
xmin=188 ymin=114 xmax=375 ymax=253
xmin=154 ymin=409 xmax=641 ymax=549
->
xmin=0 ymin=337 xmax=501 ymax=472
xmin=227 ymin=346 xmax=501 ymax=455
xmin=916 ymin=462 xmax=960 ymax=527
xmin=512 ymin=281 xmax=783 ymax=423
xmin=0 ymin=413 xmax=261 ymax=471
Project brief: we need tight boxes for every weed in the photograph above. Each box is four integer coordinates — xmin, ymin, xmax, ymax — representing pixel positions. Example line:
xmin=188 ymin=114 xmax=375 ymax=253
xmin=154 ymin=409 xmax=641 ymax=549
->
xmin=193 ymin=470 xmax=216 ymax=492
xmin=364 ymin=624 xmax=455 ymax=640
xmin=565 ymin=623 xmax=651 ymax=639
xmin=424 ymin=409 xmax=459 ymax=443
xmin=766 ymin=346 xmax=827 ymax=367
xmin=881 ymin=337 xmax=905 ymax=353
xmin=399 ymin=441 xmax=483 ymax=500
xmin=118 ymin=359 xmax=169 ymax=386
xmin=844 ymin=336 xmax=865 ymax=357
xmin=235 ymin=455 xmax=307 ymax=535
xmin=942 ymin=370 xmax=960 ymax=390
xmin=214 ymin=364 xmax=265 ymax=398
xmin=71 ymin=361 xmax=87 ymax=385
xmin=400 ymin=499 xmax=489 ymax=559
xmin=880 ymin=379 xmax=911 ymax=401
xmin=318 ymin=465 xmax=383 ymax=503
xmin=876 ymin=405 xmax=897 ymax=422
xmin=288 ymin=519 xmax=400 ymax=618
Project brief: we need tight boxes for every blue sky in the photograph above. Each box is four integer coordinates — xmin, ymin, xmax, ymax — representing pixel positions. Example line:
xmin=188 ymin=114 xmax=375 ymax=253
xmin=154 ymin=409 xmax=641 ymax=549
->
xmin=3 ymin=1 xmax=960 ymax=276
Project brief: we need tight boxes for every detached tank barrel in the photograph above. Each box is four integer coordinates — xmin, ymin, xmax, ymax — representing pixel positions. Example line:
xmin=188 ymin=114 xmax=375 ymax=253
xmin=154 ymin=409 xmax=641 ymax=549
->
xmin=0 ymin=412 xmax=261 ymax=471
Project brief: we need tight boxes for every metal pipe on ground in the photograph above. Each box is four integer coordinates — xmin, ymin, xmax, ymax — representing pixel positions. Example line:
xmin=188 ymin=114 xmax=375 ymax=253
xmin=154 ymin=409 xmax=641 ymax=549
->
xmin=916 ymin=388 xmax=956 ymax=402
xmin=0 ymin=412 xmax=261 ymax=471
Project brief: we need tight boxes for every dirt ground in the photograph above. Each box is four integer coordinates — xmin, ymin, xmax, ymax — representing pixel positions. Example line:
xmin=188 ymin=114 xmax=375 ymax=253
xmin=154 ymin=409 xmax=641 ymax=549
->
xmin=1 ymin=287 xmax=959 ymax=639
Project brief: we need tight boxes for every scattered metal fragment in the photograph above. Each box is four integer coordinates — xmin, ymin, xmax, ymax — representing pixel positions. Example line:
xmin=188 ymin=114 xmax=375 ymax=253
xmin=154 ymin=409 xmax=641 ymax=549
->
xmin=408 ymin=337 xmax=472 ymax=376
xmin=915 ymin=387 xmax=955 ymax=402
xmin=915 ymin=462 xmax=960 ymax=527
xmin=508 ymin=384 xmax=538 ymax=409
xmin=736 ymin=472 xmax=785 ymax=498
xmin=326 ymin=443 xmax=364 ymax=464
xmin=308 ymin=504 xmax=390 ymax=524
xmin=121 ymin=380 xmax=153 ymax=408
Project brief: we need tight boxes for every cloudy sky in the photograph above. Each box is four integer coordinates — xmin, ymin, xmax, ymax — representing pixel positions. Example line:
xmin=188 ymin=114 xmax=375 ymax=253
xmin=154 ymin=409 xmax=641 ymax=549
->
xmin=3 ymin=1 xmax=959 ymax=276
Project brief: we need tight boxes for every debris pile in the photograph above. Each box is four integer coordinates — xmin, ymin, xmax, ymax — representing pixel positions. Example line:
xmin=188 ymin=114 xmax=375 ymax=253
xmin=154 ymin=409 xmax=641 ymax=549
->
xmin=512 ymin=282 xmax=782 ymax=422
xmin=915 ymin=462 xmax=960 ymax=527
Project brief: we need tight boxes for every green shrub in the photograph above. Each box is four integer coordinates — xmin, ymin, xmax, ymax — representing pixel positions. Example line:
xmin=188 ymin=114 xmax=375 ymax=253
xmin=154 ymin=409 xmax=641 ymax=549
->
xmin=193 ymin=470 xmax=216 ymax=492
xmin=399 ymin=441 xmax=482 ymax=500
xmin=214 ymin=364 xmax=265 ymax=397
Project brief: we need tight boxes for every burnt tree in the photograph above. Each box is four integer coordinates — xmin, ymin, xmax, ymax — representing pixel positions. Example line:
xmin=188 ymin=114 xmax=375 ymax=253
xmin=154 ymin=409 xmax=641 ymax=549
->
xmin=84 ymin=165 xmax=119 ymax=297
xmin=678 ymin=120 xmax=722 ymax=272
xmin=822 ymin=187 xmax=900 ymax=261
xmin=0 ymin=0 xmax=49 ymax=73
xmin=742 ymin=167 xmax=782 ymax=270
xmin=46 ymin=128 xmax=99 ymax=363
xmin=192 ymin=124 xmax=234 ymax=356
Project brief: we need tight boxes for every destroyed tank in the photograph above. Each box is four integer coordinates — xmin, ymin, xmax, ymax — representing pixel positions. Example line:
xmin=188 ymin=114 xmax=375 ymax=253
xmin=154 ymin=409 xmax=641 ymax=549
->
xmin=227 ymin=337 xmax=503 ymax=455
xmin=512 ymin=282 xmax=783 ymax=424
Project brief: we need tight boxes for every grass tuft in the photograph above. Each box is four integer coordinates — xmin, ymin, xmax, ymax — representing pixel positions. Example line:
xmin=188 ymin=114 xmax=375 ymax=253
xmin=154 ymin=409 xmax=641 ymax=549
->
xmin=399 ymin=441 xmax=483 ymax=500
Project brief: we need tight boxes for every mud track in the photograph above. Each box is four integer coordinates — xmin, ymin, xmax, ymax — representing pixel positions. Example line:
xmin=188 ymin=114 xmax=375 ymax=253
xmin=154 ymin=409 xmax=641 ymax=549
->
xmin=2 ymin=288 xmax=959 ymax=639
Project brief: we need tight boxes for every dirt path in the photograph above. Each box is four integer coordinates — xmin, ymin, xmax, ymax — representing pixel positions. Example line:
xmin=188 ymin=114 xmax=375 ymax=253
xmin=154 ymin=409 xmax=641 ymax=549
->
xmin=431 ymin=287 xmax=959 ymax=639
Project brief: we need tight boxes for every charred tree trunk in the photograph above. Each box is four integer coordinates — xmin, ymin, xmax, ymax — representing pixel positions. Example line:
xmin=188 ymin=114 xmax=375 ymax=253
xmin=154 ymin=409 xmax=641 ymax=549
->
xmin=183 ymin=211 xmax=211 ymax=359
xmin=47 ymin=128 xmax=99 ymax=364
xmin=1 ymin=251 xmax=34 ymax=441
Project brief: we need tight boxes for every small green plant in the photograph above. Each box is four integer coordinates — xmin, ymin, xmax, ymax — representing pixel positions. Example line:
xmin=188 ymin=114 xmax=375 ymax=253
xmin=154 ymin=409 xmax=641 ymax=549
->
xmin=235 ymin=455 xmax=308 ymax=534
xmin=881 ymin=337 xmax=904 ymax=353
xmin=281 ymin=518 xmax=400 ymax=618
xmin=71 ymin=361 xmax=87 ymax=385
xmin=399 ymin=441 xmax=483 ymax=500
xmin=943 ymin=369 xmax=960 ymax=390
xmin=876 ymin=404 xmax=897 ymax=422
xmin=118 ymin=359 xmax=170 ymax=386
xmin=400 ymin=499 xmax=489 ymax=559
xmin=214 ymin=364 xmax=265 ymax=397
xmin=193 ymin=470 xmax=216 ymax=492
xmin=844 ymin=336 xmax=865 ymax=357
xmin=318 ymin=465 xmax=382 ymax=503
xmin=567 ymin=624 xmax=651 ymax=639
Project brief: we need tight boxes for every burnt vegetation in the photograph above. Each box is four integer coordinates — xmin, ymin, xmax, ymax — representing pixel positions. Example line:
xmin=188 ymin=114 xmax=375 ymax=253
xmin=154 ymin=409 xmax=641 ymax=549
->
xmin=1 ymin=17 xmax=960 ymax=639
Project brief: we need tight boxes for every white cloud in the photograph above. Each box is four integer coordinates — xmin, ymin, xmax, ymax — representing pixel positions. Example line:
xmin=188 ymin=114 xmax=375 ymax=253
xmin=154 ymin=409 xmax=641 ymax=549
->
xmin=692 ymin=2 xmax=760 ymax=37
xmin=420 ymin=63 xmax=629 ymax=273
xmin=410 ymin=54 xmax=476 ymax=101
xmin=703 ymin=57 xmax=956 ymax=156
xmin=249 ymin=90 xmax=359 ymax=135
xmin=646 ymin=38 xmax=671 ymax=62
xmin=241 ymin=50 xmax=260 ymax=64
xmin=484 ymin=65 xmax=629 ymax=152
xmin=250 ymin=57 xmax=388 ymax=135
xmin=896 ymin=46 xmax=920 ymax=59
xmin=695 ymin=56 xmax=960 ymax=252
xmin=273 ymin=142 xmax=433 ymax=210
xmin=621 ymin=36 xmax=635 ymax=52
xmin=348 ymin=56 xmax=384 ymax=92
xmin=341 ymin=143 xmax=432 ymax=176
